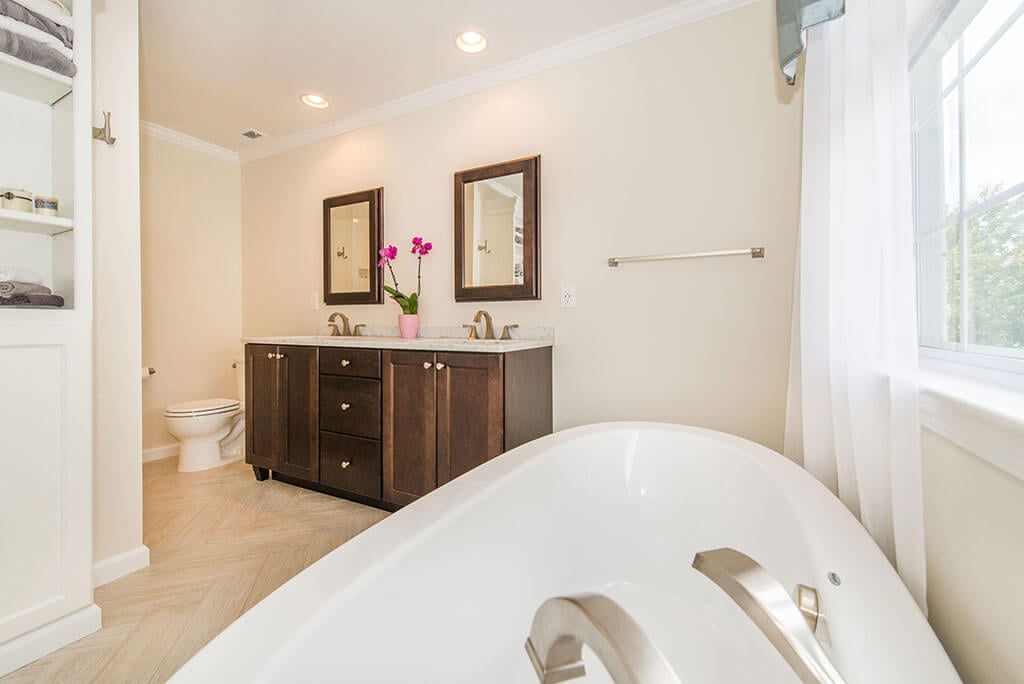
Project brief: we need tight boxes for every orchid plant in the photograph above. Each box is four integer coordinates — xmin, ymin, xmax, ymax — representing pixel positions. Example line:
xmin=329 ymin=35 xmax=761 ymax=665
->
xmin=379 ymin=237 xmax=433 ymax=314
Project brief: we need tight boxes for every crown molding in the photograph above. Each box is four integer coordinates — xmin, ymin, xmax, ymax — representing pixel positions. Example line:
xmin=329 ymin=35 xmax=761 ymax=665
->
xmin=237 ymin=0 xmax=756 ymax=164
xmin=140 ymin=120 xmax=241 ymax=164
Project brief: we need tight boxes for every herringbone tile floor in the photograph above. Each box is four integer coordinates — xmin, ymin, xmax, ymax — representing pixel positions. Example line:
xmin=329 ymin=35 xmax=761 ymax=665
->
xmin=3 ymin=458 xmax=389 ymax=683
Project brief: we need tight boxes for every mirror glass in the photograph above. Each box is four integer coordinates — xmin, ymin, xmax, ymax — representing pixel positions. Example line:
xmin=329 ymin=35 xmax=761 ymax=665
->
xmin=323 ymin=188 xmax=383 ymax=305
xmin=462 ymin=173 xmax=525 ymax=287
xmin=454 ymin=156 xmax=540 ymax=302
xmin=329 ymin=202 xmax=372 ymax=294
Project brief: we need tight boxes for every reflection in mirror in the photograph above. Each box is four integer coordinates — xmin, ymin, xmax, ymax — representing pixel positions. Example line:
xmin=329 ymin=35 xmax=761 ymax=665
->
xmin=463 ymin=173 xmax=525 ymax=287
xmin=454 ymin=156 xmax=540 ymax=302
xmin=330 ymin=201 xmax=372 ymax=294
xmin=323 ymin=188 xmax=383 ymax=305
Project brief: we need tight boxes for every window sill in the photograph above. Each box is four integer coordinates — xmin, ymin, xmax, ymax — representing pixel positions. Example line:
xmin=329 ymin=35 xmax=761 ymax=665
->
xmin=919 ymin=369 xmax=1024 ymax=482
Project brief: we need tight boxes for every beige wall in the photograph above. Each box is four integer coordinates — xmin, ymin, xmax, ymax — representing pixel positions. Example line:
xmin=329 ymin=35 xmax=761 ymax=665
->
xmin=241 ymin=1 xmax=803 ymax=450
xmin=92 ymin=0 xmax=143 ymax=564
xmin=141 ymin=135 xmax=243 ymax=452
xmin=923 ymin=429 xmax=1024 ymax=683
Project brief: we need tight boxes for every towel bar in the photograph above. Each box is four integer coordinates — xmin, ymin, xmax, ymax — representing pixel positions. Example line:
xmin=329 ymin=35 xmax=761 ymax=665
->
xmin=608 ymin=247 xmax=764 ymax=268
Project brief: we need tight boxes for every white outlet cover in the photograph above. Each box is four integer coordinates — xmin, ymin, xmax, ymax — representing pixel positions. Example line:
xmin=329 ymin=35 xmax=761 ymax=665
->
xmin=560 ymin=284 xmax=577 ymax=308
xmin=309 ymin=291 xmax=320 ymax=311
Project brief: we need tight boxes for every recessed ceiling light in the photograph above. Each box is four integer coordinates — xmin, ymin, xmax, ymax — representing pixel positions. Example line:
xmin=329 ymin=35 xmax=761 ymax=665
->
xmin=456 ymin=30 xmax=487 ymax=54
xmin=300 ymin=94 xmax=330 ymax=109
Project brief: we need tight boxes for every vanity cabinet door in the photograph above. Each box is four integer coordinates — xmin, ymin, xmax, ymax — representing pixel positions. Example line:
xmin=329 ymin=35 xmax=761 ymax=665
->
xmin=276 ymin=345 xmax=320 ymax=481
xmin=382 ymin=350 xmax=437 ymax=506
xmin=436 ymin=353 xmax=504 ymax=486
xmin=246 ymin=344 xmax=280 ymax=472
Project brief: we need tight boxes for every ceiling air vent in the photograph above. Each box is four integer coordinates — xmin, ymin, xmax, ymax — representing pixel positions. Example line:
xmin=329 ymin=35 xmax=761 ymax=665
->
xmin=240 ymin=129 xmax=264 ymax=140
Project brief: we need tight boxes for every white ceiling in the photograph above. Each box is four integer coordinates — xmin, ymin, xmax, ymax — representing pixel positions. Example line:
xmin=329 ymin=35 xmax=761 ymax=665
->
xmin=139 ymin=0 xmax=690 ymax=153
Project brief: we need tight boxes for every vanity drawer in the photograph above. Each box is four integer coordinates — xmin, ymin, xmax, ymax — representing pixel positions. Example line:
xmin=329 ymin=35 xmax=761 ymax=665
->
xmin=319 ymin=376 xmax=381 ymax=438
xmin=320 ymin=432 xmax=382 ymax=499
xmin=320 ymin=347 xmax=381 ymax=379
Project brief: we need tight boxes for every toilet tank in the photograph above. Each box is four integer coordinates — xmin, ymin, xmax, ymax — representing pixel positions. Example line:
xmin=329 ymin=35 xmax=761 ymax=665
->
xmin=234 ymin=357 xmax=245 ymax=401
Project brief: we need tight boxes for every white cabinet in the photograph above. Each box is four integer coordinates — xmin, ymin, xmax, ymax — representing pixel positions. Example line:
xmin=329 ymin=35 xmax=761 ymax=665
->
xmin=0 ymin=0 xmax=99 ymax=675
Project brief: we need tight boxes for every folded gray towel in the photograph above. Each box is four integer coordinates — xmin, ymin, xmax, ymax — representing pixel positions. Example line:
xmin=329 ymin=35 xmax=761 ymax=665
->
xmin=1 ymin=0 xmax=73 ymax=48
xmin=0 ymin=24 xmax=74 ymax=76
xmin=0 ymin=281 xmax=51 ymax=297
xmin=0 ymin=292 xmax=64 ymax=307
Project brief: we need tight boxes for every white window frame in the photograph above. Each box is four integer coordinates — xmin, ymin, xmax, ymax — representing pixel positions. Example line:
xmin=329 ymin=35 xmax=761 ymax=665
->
xmin=912 ymin=0 xmax=1024 ymax=390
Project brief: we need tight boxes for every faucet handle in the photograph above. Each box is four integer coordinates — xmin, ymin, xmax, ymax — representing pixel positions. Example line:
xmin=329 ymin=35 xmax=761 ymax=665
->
xmin=500 ymin=324 xmax=519 ymax=340
xmin=462 ymin=324 xmax=479 ymax=340
xmin=352 ymin=324 xmax=365 ymax=337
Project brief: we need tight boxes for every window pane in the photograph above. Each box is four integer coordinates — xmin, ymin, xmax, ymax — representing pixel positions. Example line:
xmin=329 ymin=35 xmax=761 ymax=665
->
xmin=941 ymin=43 xmax=959 ymax=89
xmin=967 ymin=193 xmax=1024 ymax=352
xmin=914 ymin=94 xmax=961 ymax=230
xmin=964 ymin=12 xmax=1024 ymax=204
xmin=918 ymin=225 xmax=962 ymax=349
xmin=964 ymin=0 xmax=1022 ymax=62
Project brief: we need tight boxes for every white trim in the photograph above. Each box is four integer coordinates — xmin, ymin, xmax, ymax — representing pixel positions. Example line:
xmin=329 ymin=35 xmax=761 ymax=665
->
xmin=0 ymin=604 xmax=101 ymax=677
xmin=237 ymin=0 xmax=756 ymax=163
xmin=140 ymin=120 xmax=240 ymax=164
xmin=92 ymin=545 xmax=151 ymax=587
xmin=143 ymin=443 xmax=179 ymax=463
xmin=920 ymin=369 xmax=1024 ymax=482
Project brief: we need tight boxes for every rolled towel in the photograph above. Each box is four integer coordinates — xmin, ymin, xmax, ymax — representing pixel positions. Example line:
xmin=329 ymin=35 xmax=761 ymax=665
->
xmin=9 ymin=0 xmax=68 ymax=29
xmin=0 ymin=0 xmax=72 ymax=47
xmin=0 ymin=281 xmax=51 ymax=297
xmin=0 ymin=292 xmax=64 ymax=307
xmin=0 ymin=267 xmax=43 ymax=284
xmin=0 ymin=26 xmax=74 ymax=77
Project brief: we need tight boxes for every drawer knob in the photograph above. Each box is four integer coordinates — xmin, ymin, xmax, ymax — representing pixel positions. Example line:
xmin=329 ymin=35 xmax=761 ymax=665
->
xmin=341 ymin=461 xmax=351 ymax=469
xmin=341 ymin=359 xmax=351 ymax=367
xmin=436 ymin=362 xmax=446 ymax=370
xmin=423 ymin=361 xmax=432 ymax=369
xmin=341 ymin=403 xmax=351 ymax=411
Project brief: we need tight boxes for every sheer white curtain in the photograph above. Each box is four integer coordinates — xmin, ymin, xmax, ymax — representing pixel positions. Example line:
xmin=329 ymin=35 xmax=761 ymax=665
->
xmin=784 ymin=0 xmax=927 ymax=610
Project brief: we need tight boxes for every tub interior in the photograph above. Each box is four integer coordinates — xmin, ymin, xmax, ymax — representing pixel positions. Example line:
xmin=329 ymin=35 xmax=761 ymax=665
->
xmin=269 ymin=430 xmax=820 ymax=682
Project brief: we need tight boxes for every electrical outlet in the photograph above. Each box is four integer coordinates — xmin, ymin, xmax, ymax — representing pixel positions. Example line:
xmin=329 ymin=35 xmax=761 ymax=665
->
xmin=560 ymin=284 xmax=577 ymax=309
xmin=309 ymin=291 xmax=320 ymax=311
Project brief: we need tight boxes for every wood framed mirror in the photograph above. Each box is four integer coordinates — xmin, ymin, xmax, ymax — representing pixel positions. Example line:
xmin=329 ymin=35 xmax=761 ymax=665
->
xmin=323 ymin=188 xmax=383 ymax=305
xmin=454 ymin=156 xmax=540 ymax=302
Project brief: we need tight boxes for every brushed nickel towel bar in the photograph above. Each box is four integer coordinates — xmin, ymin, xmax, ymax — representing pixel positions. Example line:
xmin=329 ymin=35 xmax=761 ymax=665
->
xmin=608 ymin=247 xmax=765 ymax=268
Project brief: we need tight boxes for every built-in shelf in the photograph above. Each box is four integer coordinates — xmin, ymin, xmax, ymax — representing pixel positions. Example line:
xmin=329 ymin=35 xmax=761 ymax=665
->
xmin=0 ymin=208 xmax=72 ymax=236
xmin=0 ymin=52 xmax=73 ymax=106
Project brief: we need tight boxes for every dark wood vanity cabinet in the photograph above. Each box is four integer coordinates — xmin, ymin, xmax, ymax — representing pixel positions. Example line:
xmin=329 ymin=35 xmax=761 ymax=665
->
xmin=245 ymin=344 xmax=319 ymax=482
xmin=382 ymin=348 xmax=551 ymax=506
xmin=246 ymin=343 xmax=552 ymax=510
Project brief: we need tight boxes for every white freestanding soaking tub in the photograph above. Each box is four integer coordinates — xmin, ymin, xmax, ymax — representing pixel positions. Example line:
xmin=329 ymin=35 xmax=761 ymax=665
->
xmin=172 ymin=423 xmax=960 ymax=683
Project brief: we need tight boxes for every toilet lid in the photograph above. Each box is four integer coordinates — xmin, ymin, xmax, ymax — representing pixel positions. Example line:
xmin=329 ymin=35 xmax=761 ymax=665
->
xmin=165 ymin=398 xmax=241 ymax=417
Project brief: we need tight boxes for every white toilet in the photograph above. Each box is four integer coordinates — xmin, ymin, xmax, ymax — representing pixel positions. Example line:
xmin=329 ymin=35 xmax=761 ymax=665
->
xmin=164 ymin=358 xmax=246 ymax=473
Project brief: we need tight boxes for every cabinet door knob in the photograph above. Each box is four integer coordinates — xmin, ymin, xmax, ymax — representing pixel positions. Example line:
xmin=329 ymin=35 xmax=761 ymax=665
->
xmin=423 ymin=361 xmax=432 ymax=369
xmin=436 ymin=362 xmax=446 ymax=370
xmin=276 ymin=353 xmax=286 ymax=359
xmin=341 ymin=359 xmax=351 ymax=367
xmin=267 ymin=353 xmax=274 ymax=359
xmin=341 ymin=461 xmax=351 ymax=469
xmin=341 ymin=403 xmax=351 ymax=411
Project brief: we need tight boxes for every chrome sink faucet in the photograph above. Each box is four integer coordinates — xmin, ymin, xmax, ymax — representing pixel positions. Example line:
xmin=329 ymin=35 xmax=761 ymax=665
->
xmin=473 ymin=310 xmax=495 ymax=340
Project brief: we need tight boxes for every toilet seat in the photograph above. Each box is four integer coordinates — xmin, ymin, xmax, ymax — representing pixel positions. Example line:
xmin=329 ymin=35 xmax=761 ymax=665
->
xmin=164 ymin=398 xmax=240 ymax=418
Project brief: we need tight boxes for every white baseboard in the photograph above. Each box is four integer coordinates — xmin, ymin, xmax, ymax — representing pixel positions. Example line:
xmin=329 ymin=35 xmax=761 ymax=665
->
xmin=0 ymin=604 xmax=101 ymax=677
xmin=93 ymin=545 xmax=150 ymax=587
xmin=143 ymin=443 xmax=178 ymax=463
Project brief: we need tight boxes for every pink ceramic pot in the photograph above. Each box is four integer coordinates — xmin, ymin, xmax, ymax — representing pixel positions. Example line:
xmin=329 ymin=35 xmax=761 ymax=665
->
xmin=398 ymin=314 xmax=420 ymax=339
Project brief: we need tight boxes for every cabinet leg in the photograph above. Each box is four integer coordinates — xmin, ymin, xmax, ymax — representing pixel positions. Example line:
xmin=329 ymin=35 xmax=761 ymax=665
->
xmin=252 ymin=466 xmax=270 ymax=481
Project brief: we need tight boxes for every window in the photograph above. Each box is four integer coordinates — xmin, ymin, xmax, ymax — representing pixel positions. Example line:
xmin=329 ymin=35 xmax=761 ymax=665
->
xmin=912 ymin=0 xmax=1024 ymax=377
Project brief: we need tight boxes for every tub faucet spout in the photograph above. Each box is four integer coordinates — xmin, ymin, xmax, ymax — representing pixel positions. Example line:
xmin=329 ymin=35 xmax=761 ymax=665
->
xmin=524 ymin=593 xmax=681 ymax=684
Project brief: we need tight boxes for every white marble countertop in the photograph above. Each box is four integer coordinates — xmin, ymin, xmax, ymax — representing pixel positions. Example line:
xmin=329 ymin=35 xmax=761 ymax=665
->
xmin=242 ymin=333 xmax=552 ymax=354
